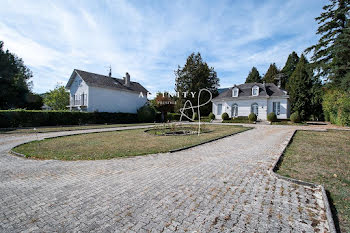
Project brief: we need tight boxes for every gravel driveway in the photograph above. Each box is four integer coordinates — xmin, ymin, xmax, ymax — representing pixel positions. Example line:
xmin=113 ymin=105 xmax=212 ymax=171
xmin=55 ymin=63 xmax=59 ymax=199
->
xmin=0 ymin=125 xmax=332 ymax=232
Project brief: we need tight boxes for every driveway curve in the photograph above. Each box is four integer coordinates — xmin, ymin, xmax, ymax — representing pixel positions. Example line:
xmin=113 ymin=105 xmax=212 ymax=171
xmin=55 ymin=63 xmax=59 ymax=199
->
xmin=0 ymin=125 xmax=332 ymax=232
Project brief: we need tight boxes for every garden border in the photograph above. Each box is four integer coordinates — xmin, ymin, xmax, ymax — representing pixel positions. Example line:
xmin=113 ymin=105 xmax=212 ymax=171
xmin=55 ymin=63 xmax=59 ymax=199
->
xmin=269 ymin=129 xmax=337 ymax=233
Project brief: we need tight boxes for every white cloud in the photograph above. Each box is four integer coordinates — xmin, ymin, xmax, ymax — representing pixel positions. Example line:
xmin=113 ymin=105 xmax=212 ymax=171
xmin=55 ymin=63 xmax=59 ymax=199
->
xmin=0 ymin=0 xmax=326 ymax=94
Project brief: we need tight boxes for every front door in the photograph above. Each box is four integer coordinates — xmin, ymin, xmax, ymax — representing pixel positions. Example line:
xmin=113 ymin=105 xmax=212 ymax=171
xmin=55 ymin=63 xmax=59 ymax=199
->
xmin=251 ymin=103 xmax=258 ymax=116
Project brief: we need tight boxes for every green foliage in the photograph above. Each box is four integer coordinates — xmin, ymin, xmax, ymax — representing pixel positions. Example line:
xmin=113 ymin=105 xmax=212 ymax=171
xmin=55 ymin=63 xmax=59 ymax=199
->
xmin=0 ymin=110 xmax=138 ymax=128
xmin=323 ymin=89 xmax=350 ymax=126
xmin=25 ymin=93 xmax=43 ymax=110
xmin=0 ymin=41 xmax=33 ymax=109
xmin=221 ymin=112 xmax=229 ymax=120
xmin=192 ymin=112 xmax=198 ymax=120
xmin=287 ymin=55 xmax=314 ymax=120
xmin=222 ymin=116 xmax=250 ymax=123
xmin=208 ymin=112 xmax=215 ymax=120
xmin=290 ymin=112 xmax=301 ymax=123
xmin=137 ymin=105 xmax=156 ymax=123
xmin=167 ymin=113 xmax=181 ymax=121
xmin=175 ymin=52 xmax=219 ymax=115
xmin=305 ymin=0 xmax=350 ymax=91
xmin=43 ymin=85 xmax=69 ymax=110
xmin=267 ymin=112 xmax=277 ymax=122
xmin=263 ymin=63 xmax=280 ymax=84
xmin=245 ymin=67 xmax=262 ymax=83
xmin=281 ymin=51 xmax=299 ymax=90
xmin=248 ymin=113 xmax=257 ymax=122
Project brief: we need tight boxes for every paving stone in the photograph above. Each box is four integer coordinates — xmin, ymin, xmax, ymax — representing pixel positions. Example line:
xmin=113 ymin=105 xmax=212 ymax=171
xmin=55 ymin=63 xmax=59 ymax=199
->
xmin=0 ymin=124 xmax=333 ymax=232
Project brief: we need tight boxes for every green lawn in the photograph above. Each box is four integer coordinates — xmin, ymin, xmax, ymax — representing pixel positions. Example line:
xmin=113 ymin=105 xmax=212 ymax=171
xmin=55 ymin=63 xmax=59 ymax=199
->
xmin=0 ymin=123 xmax=156 ymax=134
xmin=13 ymin=124 xmax=248 ymax=160
xmin=277 ymin=130 xmax=350 ymax=233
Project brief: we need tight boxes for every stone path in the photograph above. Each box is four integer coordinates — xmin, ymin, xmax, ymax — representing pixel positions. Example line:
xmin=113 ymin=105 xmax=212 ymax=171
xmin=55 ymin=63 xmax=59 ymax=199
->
xmin=0 ymin=125 xmax=332 ymax=232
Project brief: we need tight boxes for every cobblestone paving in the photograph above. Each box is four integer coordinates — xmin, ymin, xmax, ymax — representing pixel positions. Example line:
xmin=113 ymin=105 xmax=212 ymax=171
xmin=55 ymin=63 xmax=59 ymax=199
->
xmin=0 ymin=125 xmax=332 ymax=232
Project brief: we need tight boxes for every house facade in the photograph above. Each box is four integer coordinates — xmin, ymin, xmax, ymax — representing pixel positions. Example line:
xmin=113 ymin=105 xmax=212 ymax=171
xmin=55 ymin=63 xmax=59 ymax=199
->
xmin=212 ymin=83 xmax=290 ymax=120
xmin=66 ymin=69 xmax=148 ymax=113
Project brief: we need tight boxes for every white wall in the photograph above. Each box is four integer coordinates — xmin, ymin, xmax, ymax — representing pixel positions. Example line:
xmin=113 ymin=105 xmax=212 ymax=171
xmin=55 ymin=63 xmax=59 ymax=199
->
xmin=267 ymin=98 xmax=290 ymax=119
xmin=212 ymin=97 xmax=289 ymax=120
xmin=88 ymin=86 xmax=147 ymax=113
xmin=69 ymin=74 xmax=89 ymax=108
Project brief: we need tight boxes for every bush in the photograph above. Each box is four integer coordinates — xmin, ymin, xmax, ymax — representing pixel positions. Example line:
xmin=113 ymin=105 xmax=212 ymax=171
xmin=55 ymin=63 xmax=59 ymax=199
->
xmin=290 ymin=112 xmax=301 ymax=123
xmin=267 ymin=112 xmax=277 ymax=122
xmin=0 ymin=109 xmax=138 ymax=128
xmin=222 ymin=116 xmax=250 ymax=123
xmin=166 ymin=113 xmax=181 ymax=121
xmin=248 ymin=113 xmax=257 ymax=122
xmin=192 ymin=112 xmax=198 ymax=121
xmin=208 ymin=112 xmax=215 ymax=120
xmin=323 ymin=89 xmax=350 ymax=126
xmin=137 ymin=105 xmax=156 ymax=123
xmin=221 ymin=112 xmax=229 ymax=120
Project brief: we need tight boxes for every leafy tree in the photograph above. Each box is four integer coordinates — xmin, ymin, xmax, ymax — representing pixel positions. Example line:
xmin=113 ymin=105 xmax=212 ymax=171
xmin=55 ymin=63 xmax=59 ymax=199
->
xmin=281 ymin=51 xmax=299 ymax=89
xmin=287 ymin=55 xmax=314 ymax=120
xmin=305 ymin=0 xmax=350 ymax=90
xmin=152 ymin=92 xmax=175 ymax=122
xmin=0 ymin=41 xmax=33 ymax=109
xmin=25 ymin=93 xmax=43 ymax=110
xmin=175 ymin=52 xmax=219 ymax=116
xmin=245 ymin=67 xmax=262 ymax=83
xmin=43 ymin=85 xmax=69 ymax=110
xmin=263 ymin=63 xmax=280 ymax=84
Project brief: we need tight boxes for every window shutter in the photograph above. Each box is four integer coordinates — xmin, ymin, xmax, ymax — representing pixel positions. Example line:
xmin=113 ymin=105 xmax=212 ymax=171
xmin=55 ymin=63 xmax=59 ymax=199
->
xmin=273 ymin=102 xmax=276 ymax=113
xmin=277 ymin=102 xmax=280 ymax=115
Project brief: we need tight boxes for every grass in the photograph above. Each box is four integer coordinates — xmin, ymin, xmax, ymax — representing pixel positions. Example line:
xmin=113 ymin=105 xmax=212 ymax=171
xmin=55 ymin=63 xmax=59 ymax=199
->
xmin=13 ymin=124 xmax=249 ymax=160
xmin=0 ymin=123 xmax=156 ymax=134
xmin=277 ymin=130 xmax=350 ymax=233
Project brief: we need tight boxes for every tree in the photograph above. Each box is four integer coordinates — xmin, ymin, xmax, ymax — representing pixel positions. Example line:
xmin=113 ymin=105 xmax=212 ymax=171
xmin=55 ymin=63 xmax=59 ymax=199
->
xmin=262 ymin=63 xmax=280 ymax=84
xmin=152 ymin=92 xmax=175 ymax=122
xmin=175 ymin=52 xmax=219 ymax=116
xmin=287 ymin=55 xmax=314 ymax=120
xmin=0 ymin=41 xmax=33 ymax=109
xmin=25 ymin=93 xmax=43 ymax=110
xmin=305 ymin=0 xmax=350 ymax=90
xmin=245 ymin=67 xmax=262 ymax=83
xmin=43 ymin=85 xmax=69 ymax=110
xmin=281 ymin=52 xmax=299 ymax=89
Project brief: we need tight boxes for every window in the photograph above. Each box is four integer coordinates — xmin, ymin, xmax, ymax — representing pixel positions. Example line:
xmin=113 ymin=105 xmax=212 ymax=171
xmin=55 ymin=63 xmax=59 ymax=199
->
xmin=217 ymin=104 xmax=222 ymax=115
xmin=273 ymin=102 xmax=280 ymax=115
xmin=252 ymin=86 xmax=259 ymax=96
xmin=232 ymin=104 xmax=238 ymax=117
xmin=251 ymin=103 xmax=258 ymax=116
xmin=232 ymin=88 xmax=238 ymax=97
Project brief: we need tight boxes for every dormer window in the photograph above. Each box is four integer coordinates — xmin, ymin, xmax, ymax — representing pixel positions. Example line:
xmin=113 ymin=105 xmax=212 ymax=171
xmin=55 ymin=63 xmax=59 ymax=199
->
xmin=252 ymin=86 xmax=259 ymax=96
xmin=232 ymin=87 xmax=239 ymax=97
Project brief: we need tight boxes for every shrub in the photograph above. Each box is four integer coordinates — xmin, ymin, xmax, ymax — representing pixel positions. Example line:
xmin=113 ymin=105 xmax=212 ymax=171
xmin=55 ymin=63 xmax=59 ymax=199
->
xmin=0 ymin=110 xmax=138 ymax=128
xmin=166 ymin=113 xmax=181 ymax=121
xmin=267 ymin=112 xmax=277 ymax=122
xmin=248 ymin=113 xmax=257 ymax=122
xmin=323 ymin=89 xmax=350 ymax=126
xmin=192 ymin=112 xmax=198 ymax=121
xmin=137 ymin=105 xmax=156 ymax=123
xmin=222 ymin=116 xmax=250 ymax=123
xmin=221 ymin=112 xmax=229 ymax=120
xmin=208 ymin=112 xmax=215 ymax=120
xmin=290 ymin=112 xmax=301 ymax=123
xmin=166 ymin=113 xmax=173 ymax=121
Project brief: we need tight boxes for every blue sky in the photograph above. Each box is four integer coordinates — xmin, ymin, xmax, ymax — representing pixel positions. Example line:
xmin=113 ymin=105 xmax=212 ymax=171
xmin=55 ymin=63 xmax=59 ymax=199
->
xmin=0 ymin=0 xmax=326 ymax=97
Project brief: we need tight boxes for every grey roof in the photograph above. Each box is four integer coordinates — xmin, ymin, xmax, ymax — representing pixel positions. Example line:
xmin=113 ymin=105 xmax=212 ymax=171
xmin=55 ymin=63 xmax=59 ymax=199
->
xmin=218 ymin=88 xmax=229 ymax=94
xmin=212 ymin=83 xmax=288 ymax=101
xmin=66 ymin=69 xmax=148 ymax=94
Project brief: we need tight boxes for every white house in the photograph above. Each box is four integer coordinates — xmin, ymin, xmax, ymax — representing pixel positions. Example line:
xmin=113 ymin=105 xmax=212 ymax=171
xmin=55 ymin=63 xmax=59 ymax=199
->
xmin=212 ymin=83 xmax=290 ymax=120
xmin=65 ymin=69 xmax=148 ymax=113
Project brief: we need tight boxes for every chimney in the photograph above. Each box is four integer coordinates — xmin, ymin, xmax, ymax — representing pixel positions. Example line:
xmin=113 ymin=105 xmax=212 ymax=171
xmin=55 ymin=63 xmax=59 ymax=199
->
xmin=124 ymin=72 xmax=130 ymax=87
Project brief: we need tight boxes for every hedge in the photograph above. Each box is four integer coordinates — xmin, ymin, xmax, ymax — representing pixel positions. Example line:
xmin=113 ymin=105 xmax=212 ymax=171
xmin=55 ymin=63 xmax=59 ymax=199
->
xmin=0 ymin=110 xmax=138 ymax=128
